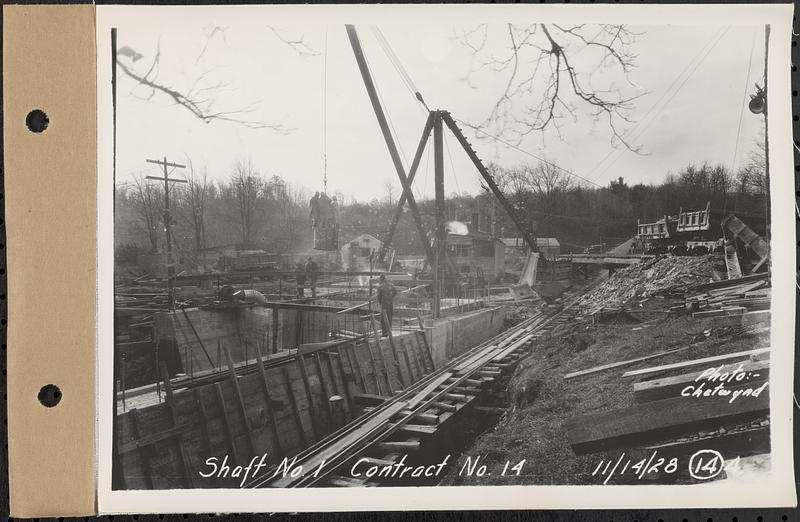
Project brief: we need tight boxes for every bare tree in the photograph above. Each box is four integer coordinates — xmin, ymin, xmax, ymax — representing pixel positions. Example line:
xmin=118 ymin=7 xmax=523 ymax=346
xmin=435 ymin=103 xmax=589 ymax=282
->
xmin=458 ymin=24 xmax=644 ymax=149
xmin=231 ymin=160 xmax=262 ymax=245
xmin=127 ymin=173 xmax=164 ymax=252
xmin=522 ymin=160 xmax=573 ymax=199
xmin=181 ymin=161 xmax=210 ymax=255
xmin=384 ymin=180 xmax=397 ymax=206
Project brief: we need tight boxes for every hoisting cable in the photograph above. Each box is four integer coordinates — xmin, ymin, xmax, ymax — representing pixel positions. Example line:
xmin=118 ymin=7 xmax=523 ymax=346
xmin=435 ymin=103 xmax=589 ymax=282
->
xmin=731 ymin=27 xmax=757 ymax=169
xmin=372 ymin=26 xmax=430 ymax=113
xmin=323 ymin=26 xmax=329 ymax=194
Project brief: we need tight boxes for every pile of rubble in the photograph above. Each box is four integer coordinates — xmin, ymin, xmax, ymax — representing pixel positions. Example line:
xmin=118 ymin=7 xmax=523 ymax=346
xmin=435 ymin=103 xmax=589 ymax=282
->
xmin=578 ymin=255 xmax=717 ymax=311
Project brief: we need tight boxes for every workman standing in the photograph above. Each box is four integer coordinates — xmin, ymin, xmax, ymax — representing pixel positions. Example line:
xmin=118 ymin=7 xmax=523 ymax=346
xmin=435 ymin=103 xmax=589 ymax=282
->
xmin=376 ymin=274 xmax=397 ymax=337
xmin=305 ymin=257 xmax=319 ymax=298
xmin=295 ymin=262 xmax=307 ymax=297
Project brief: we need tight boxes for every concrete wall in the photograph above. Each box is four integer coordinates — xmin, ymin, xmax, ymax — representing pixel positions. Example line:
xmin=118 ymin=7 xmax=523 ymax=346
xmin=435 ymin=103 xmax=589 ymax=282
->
xmin=155 ymin=306 xmax=404 ymax=376
xmin=424 ymin=306 xmax=508 ymax=368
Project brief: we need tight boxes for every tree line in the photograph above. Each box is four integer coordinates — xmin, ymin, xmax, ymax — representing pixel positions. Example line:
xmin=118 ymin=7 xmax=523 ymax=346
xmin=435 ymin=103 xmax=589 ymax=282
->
xmin=115 ymin=144 xmax=767 ymax=267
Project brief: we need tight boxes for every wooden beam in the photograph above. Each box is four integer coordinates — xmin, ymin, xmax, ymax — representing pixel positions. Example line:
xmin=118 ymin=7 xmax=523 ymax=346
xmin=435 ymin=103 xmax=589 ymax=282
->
xmin=634 ymin=360 xmax=769 ymax=403
xmin=280 ymin=366 xmax=308 ymax=447
xmin=566 ymin=381 xmax=769 ymax=455
xmin=345 ymin=342 xmax=368 ymax=393
xmin=377 ymin=440 xmax=421 ymax=452
xmin=214 ymin=383 xmax=240 ymax=464
xmin=158 ymin=362 xmax=194 ymax=487
xmin=296 ymin=356 xmax=325 ymax=439
xmin=253 ymin=341 xmax=284 ymax=457
xmin=222 ymin=343 xmax=257 ymax=456
xmin=622 ymin=348 xmax=770 ymax=378
xmin=192 ymin=389 xmax=222 ymax=487
xmin=127 ymin=409 xmax=154 ymax=489
xmin=564 ymin=345 xmax=694 ymax=380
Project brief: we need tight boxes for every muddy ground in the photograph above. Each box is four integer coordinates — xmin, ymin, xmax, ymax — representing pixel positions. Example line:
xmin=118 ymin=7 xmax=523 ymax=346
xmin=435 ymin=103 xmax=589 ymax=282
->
xmin=440 ymin=302 xmax=769 ymax=486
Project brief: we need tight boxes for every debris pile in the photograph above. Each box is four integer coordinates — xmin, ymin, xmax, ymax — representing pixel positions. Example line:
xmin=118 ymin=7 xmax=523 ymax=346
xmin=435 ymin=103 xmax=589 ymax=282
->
xmin=577 ymin=256 xmax=716 ymax=311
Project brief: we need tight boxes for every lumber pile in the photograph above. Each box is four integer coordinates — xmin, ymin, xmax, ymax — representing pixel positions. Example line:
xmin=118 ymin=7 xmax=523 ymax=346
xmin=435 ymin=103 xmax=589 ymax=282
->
xmin=680 ymin=273 xmax=770 ymax=321
xmin=577 ymin=256 xmax=716 ymax=312
xmin=565 ymin=346 xmax=772 ymax=472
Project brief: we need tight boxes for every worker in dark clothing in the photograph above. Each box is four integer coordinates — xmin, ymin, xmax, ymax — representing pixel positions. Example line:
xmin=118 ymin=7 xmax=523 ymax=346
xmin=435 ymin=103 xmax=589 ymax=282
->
xmin=295 ymin=262 xmax=307 ymax=297
xmin=376 ymin=274 xmax=397 ymax=337
xmin=305 ymin=257 xmax=319 ymax=298
xmin=310 ymin=192 xmax=320 ymax=227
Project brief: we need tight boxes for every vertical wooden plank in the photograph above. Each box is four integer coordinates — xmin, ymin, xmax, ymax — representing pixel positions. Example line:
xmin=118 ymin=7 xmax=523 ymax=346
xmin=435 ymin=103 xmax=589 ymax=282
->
xmin=214 ymin=383 xmax=241 ymax=465
xmin=192 ymin=389 xmax=221 ymax=487
xmin=159 ymin=362 xmax=194 ymax=488
xmin=128 ymin=409 xmax=154 ymax=489
xmin=253 ymin=340 xmax=284 ymax=457
xmin=327 ymin=349 xmax=355 ymax=415
xmin=295 ymin=311 xmax=304 ymax=346
xmin=272 ymin=308 xmax=280 ymax=354
xmin=280 ymin=366 xmax=309 ymax=446
xmin=417 ymin=329 xmax=435 ymax=372
xmin=111 ymin=406 xmax=126 ymax=490
xmin=345 ymin=341 xmax=368 ymax=393
xmin=222 ymin=343 xmax=257 ymax=456
xmin=315 ymin=352 xmax=336 ymax=395
xmin=314 ymin=352 xmax=340 ymax=423
xmin=400 ymin=336 xmax=422 ymax=382
xmin=296 ymin=356 xmax=325 ymax=438
xmin=368 ymin=313 xmax=393 ymax=393
xmin=381 ymin=312 xmax=408 ymax=388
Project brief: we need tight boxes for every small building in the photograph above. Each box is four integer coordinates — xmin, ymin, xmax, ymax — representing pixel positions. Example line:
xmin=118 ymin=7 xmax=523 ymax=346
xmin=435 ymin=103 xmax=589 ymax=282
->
xmin=446 ymin=233 xmax=506 ymax=281
xmin=341 ymin=233 xmax=387 ymax=271
xmin=500 ymin=237 xmax=561 ymax=258
xmin=136 ymin=251 xmax=185 ymax=276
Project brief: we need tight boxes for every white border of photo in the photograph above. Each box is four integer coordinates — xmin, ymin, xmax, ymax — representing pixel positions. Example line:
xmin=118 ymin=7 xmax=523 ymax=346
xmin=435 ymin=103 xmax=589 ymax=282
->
xmin=96 ymin=3 xmax=797 ymax=512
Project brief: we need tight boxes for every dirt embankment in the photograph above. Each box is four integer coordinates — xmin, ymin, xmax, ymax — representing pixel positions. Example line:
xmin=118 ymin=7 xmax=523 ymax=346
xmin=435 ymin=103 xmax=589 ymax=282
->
xmin=441 ymin=256 xmax=768 ymax=486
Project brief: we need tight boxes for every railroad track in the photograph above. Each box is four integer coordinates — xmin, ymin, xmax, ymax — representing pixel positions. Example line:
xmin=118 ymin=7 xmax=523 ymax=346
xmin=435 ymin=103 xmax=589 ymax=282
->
xmin=246 ymin=290 xmax=584 ymax=489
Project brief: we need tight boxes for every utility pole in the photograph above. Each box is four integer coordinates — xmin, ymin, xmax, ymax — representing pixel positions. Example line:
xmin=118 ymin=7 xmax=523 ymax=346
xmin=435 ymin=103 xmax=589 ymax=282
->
xmin=763 ymin=24 xmax=770 ymax=245
xmin=146 ymin=156 xmax=187 ymax=310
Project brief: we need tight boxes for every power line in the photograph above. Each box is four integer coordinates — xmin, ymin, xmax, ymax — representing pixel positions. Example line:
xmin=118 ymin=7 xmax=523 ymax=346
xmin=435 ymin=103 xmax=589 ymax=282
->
xmin=443 ymin=130 xmax=462 ymax=196
xmin=731 ymin=27 xmax=757 ymax=170
xmin=360 ymin=34 xmax=420 ymax=202
xmin=372 ymin=26 xmax=430 ymax=113
xmin=591 ymin=26 xmax=732 ymax=183
xmin=323 ymin=26 xmax=329 ymax=194
xmin=455 ymin=116 xmax=604 ymax=188
xmin=584 ymin=26 xmax=729 ymax=181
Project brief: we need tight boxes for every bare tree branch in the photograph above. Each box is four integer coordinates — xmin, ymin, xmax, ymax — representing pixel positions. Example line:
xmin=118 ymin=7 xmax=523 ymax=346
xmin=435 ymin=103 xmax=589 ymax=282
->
xmin=268 ymin=26 xmax=320 ymax=56
xmin=460 ymin=23 xmax=646 ymax=151
xmin=117 ymin=32 xmax=293 ymax=132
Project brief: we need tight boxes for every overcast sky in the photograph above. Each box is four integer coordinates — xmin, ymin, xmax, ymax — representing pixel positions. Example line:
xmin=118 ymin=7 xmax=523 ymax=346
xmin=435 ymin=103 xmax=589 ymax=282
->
xmin=110 ymin=12 xmax=766 ymax=202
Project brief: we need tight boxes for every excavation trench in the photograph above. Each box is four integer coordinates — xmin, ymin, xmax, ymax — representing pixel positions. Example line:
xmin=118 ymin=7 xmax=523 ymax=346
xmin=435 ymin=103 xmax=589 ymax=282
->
xmin=113 ymin=304 xmax=511 ymax=489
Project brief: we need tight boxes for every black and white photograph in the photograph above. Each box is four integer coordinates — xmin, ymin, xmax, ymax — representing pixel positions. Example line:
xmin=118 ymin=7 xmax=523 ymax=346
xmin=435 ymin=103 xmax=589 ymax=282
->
xmin=96 ymin=4 xmax=796 ymax=512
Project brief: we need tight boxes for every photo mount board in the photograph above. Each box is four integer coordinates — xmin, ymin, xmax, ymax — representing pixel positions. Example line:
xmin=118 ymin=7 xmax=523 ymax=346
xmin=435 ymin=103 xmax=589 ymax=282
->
xmin=3 ymin=2 xmax=798 ymax=516
xmin=4 ymin=4 xmax=97 ymax=517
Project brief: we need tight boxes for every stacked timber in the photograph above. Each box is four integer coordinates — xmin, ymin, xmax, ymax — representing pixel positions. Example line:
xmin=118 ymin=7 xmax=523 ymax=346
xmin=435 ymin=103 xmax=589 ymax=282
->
xmin=565 ymin=344 xmax=771 ymax=482
xmin=680 ymin=273 xmax=771 ymax=327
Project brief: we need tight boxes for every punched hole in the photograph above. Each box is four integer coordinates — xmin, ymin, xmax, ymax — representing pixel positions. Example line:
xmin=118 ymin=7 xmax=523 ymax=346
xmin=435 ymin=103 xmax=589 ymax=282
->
xmin=25 ymin=109 xmax=49 ymax=133
xmin=38 ymin=384 xmax=62 ymax=407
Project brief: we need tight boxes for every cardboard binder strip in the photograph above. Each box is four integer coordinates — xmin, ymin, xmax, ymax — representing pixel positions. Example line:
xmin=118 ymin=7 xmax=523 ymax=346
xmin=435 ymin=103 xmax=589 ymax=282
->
xmin=5 ymin=5 xmax=97 ymax=517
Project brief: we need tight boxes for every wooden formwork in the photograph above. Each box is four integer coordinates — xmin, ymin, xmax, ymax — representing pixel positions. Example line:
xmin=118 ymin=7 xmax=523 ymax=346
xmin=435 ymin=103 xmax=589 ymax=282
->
xmin=113 ymin=330 xmax=433 ymax=489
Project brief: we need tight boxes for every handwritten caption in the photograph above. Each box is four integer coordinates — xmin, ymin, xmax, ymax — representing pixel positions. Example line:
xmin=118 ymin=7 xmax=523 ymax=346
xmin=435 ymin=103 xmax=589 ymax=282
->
xmin=198 ymin=453 xmax=526 ymax=486
xmin=680 ymin=363 xmax=768 ymax=403
xmin=592 ymin=449 xmax=735 ymax=483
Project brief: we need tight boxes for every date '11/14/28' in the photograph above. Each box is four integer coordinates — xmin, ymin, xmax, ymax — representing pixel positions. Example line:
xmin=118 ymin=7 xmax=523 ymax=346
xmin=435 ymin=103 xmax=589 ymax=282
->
xmin=592 ymin=449 xmax=731 ymax=484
